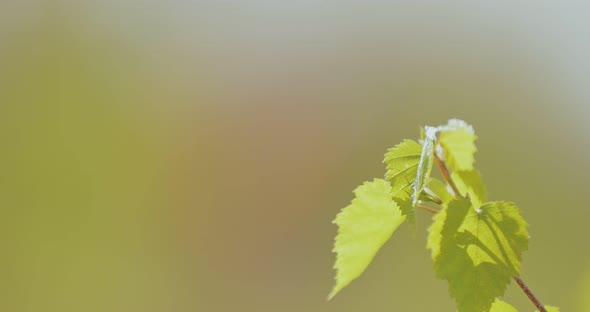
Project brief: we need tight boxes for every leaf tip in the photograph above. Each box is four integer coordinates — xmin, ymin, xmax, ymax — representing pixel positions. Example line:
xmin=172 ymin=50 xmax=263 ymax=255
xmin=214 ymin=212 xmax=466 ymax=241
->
xmin=326 ymin=292 xmax=335 ymax=301
xmin=327 ymin=285 xmax=342 ymax=301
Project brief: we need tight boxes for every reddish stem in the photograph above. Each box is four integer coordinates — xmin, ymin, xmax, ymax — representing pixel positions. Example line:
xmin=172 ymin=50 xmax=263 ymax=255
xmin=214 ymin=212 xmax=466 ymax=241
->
xmin=514 ymin=277 xmax=547 ymax=312
xmin=434 ymin=156 xmax=461 ymax=196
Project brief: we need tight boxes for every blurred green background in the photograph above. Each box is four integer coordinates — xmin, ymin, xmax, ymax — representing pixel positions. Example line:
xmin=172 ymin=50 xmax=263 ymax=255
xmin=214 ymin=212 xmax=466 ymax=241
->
xmin=1 ymin=2 xmax=590 ymax=311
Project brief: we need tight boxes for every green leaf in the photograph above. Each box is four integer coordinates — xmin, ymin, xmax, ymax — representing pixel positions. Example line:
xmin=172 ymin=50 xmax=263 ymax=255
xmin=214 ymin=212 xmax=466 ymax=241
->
xmin=427 ymin=198 xmax=529 ymax=312
xmin=384 ymin=139 xmax=422 ymax=225
xmin=330 ymin=179 xmax=405 ymax=300
xmin=451 ymin=170 xmax=487 ymax=208
xmin=490 ymin=298 xmax=518 ymax=312
xmin=438 ymin=119 xmax=477 ymax=171
xmin=384 ymin=139 xmax=421 ymax=197
xmin=426 ymin=178 xmax=454 ymax=204
xmin=490 ymin=298 xmax=560 ymax=312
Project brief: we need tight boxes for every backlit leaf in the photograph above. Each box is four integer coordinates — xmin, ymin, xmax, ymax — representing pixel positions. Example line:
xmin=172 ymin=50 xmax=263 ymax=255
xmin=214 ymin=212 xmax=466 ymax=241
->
xmin=452 ymin=169 xmax=487 ymax=208
xmin=426 ymin=178 xmax=454 ymax=204
xmin=330 ymin=179 xmax=405 ymax=299
xmin=438 ymin=119 xmax=477 ymax=171
xmin=427 ymin=198 xmax=529 ymax=312
xmin=489 ymin=298 xmax=559 ymax=312
xmin=384 ymin=139 xmax=422 ymax=225
xmin=490 ymin=298 xmax=517 ymax=312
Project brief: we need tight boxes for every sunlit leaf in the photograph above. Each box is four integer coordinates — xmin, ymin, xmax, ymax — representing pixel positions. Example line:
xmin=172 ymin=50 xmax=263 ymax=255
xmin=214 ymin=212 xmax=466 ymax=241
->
xmin=489 ymin=299 xmax=558 ymax=312
xmin=452 ymin=169 xmax=487 ymax=208
xmin=384 ymin=139 xmax=421 ymax=197
xmin=330 ymin=179 xmax=405 ymax=299
xmin=426 ymin=178 xmax=454 ymax=204
xmin=490 ymin=298 xmax=518 ymax=312
xmin=438 ymin=119 xmax=477 ymax=171
xmin=427 ymin=198 xmax=529 ymax=312
xmin=384 ymin=139 xmax=421 ymax=225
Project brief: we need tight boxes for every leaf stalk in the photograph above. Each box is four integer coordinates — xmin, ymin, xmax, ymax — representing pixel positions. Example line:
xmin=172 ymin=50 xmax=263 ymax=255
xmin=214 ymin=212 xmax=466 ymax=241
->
xmin=434 ymin=155 xmax=461 ymax=196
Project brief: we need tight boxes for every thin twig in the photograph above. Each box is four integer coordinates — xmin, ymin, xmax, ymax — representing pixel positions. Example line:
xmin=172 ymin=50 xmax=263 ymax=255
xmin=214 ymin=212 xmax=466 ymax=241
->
xmin=514 ymin=277 xmax=547 ymax=312
xmin=417 ymin=204 xmax=439 ymax=214
xmin=434 ymin=155 xmax=461 ymax=196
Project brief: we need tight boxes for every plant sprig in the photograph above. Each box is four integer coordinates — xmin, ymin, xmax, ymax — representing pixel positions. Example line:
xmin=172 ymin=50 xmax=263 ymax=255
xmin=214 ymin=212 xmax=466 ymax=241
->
xmin=329 ymin=119 xmax=556 ymax=312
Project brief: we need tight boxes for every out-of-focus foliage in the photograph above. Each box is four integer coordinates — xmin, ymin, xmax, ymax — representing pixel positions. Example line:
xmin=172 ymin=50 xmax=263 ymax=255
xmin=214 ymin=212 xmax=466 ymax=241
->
xmin=0 ymin=9 xmax=179 ymax=312
xmin=578 ymin=267 xmax=590 ymax=311
xmin=2 ymin=2 xmax=588 ymax=312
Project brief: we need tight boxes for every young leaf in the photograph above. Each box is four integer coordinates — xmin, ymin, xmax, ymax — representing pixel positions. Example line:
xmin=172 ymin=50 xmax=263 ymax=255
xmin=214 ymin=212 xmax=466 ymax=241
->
xmin=426 ymin=178 xmax=454 ymax=204
xmin=384 ymin=139 xmax=421 ymax=197
xmin=490 ymin=298 xmax=518 ymax=312
xmin=489 ymin=299 xmax=559 ymax=312
xmin=330 ymin=179 xmax=405 ymax=299
xmin=384 ymin=139 xmax=422 ymax=224
xmin=438 ymin=119 xmax=477 ymax=171
xmin=451 ymin=169 xmax=487 ymax=208
xmin=427 ymin=198 xmax=529 ymax=312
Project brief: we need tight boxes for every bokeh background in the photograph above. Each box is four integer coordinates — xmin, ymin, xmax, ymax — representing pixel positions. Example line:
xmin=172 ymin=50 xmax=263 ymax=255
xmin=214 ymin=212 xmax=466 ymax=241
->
xmin=2 ymin=1 xmax=590 ymax=311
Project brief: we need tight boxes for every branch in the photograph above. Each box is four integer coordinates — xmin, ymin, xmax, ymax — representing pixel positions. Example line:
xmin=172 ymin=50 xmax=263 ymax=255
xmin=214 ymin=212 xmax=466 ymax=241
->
xmin=514 ymin=277 xmax=547 ymax=312
xmin=434 ymin=155 xmax=461 ymax=196
xmin=417 ymin=204 xmax=439 ymax=214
